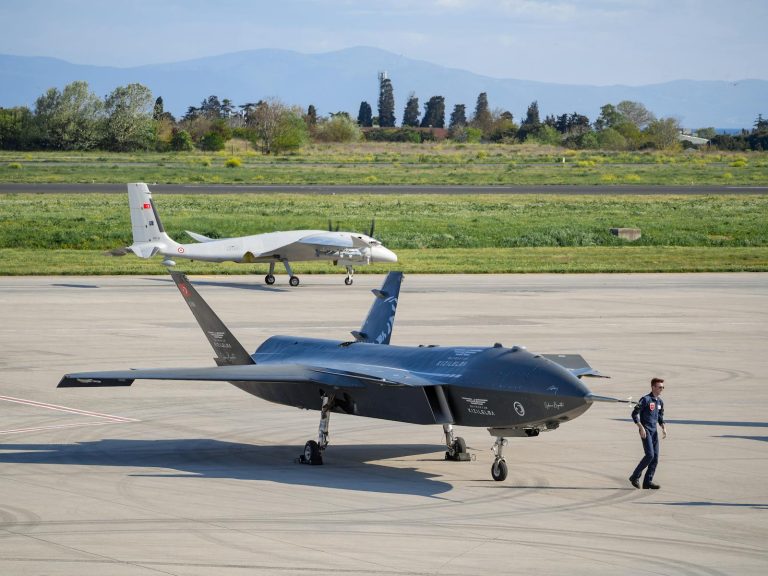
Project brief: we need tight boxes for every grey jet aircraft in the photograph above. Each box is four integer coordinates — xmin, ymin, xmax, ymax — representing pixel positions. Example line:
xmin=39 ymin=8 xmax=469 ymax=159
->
xmin=59 ymin=272 xmax=624 ymax=481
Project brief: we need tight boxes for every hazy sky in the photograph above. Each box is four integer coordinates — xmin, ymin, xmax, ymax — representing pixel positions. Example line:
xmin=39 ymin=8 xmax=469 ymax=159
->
xmin=1 ymin=0 xmax=765 ymax=85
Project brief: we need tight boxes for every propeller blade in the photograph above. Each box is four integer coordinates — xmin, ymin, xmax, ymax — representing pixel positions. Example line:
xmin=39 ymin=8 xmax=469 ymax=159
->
xmin=369 ymin=218 xmax=376 ymax=238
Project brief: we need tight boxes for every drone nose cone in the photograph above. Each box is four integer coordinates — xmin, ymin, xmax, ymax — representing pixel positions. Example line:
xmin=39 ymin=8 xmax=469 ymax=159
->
xmin=371 ymin=245 xmax=398 ymax=263
xmin=535 ymin=359 xmax=592 ymax=404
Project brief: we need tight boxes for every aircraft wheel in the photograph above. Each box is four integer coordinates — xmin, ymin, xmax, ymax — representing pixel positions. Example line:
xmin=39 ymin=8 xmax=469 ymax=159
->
xmin=302 ymin=440 xmax=323 ymax=465
xmin=445 ymin=437 xmax=469 ymax=461
xmin=265 ymin=274 xmax=275 ymax=285
xmin=289 ymin=276 xmax=300 ymax=287
xmin=491 ymin=459 xmax=508 ymax=482
xmin=345 ymin=277 xmax=353 ymax=286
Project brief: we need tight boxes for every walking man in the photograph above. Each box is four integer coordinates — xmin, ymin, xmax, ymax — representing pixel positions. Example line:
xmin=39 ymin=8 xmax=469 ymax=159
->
xmin=629 ymin=377 xmax=667 ymax=489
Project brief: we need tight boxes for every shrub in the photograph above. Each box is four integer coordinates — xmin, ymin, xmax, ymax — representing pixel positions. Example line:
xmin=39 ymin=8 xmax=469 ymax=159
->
xmin=315 ymin=115 xmax=363 ymax=142
xmin=199 ymin=131 xmax=226 ymax=151
xmin=6 ymin=162 xmax=22 ymax=169
xmin=170 ymin=129 xmax=194 ymax=151
xmin=225 ymin=157 xmax=242 ymax=168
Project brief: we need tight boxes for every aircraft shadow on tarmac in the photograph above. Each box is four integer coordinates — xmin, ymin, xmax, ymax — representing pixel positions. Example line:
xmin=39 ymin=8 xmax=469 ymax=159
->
xmin=640 ymin=501 xmax=768 ymax=510
xmin=615 ymin=418 xmax=768 ymax=428
xmin=146 ymin=276 xmax=289 ymax=292
xmin=51 ymin=283 xmax=101 ymax=289
xmin=0 ymin=438 xmax=455 ymax=497
xmin=717 ymin=434 xmax=768 ymax=443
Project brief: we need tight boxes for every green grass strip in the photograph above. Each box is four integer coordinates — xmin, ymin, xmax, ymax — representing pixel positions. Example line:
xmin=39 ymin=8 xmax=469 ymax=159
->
xmin=2 ymin=247 xmax=767 ymax=275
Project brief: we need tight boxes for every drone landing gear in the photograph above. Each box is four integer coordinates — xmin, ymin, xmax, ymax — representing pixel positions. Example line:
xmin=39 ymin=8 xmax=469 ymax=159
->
xmin=491 ymin=436 xmax=508 ymax=481
xmin=298 ymin=394 xmax=334 ymax=465
xmin=265 ymin=262 xmax=276 ymax=285
xmin=344 ymin=266 xmax=355 ymax=286
xmin=443 ymin=424 xmax=471 ymax=462
xmin=264 ymin=260 xmax=300 ymax=287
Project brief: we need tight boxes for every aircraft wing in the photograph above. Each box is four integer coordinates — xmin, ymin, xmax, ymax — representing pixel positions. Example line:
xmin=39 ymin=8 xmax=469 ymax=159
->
xmin=185 ymin=230 xmax=223 ymax=243
xmin=542 ymin=354 xmax=608 ymax=378
xmin=57 ymin=362 xmax=440 ymax=389
xmin=296 ymin=232 xmax=370 ymax=250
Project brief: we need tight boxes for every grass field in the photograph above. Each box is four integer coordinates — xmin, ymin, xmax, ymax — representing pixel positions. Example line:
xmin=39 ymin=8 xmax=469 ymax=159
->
xmin=1 ymin=192 xmax=767 ymax=274
xmin=1 ymin=247 xmax=766 ymax=275
xmin=1 ymin=144 xmax=767 ymax=186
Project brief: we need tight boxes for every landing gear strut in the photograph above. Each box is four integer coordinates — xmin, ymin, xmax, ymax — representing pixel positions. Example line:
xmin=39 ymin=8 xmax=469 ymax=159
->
xmin=491 ymin=436 xmax=508 ymax=481
xmin=344 ymin=266 xmax=355 ymax=286
xmin=283 ymin=260 xmax=300 ymax=287
xmin=264 ymin=260 xmax=300 ymax=287
xmin=298 ymin=394 xmax=334 ymax=465
xmin=443 ymin=424 xmax=470 ymax=461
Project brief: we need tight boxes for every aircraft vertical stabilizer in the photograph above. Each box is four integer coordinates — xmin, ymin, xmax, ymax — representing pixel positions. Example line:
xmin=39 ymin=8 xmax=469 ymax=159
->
xmin=127 ymin=183 xmax=179 ymax=256
xmin=170 ymin=271 xmax=255 ymax=366
xmin=351 ymin=272 xmax=403 ymax=344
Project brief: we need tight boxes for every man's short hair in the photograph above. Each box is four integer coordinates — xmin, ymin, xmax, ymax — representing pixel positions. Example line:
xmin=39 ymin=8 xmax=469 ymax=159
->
xmin=651 ymin=377 xmax=665 ymax=386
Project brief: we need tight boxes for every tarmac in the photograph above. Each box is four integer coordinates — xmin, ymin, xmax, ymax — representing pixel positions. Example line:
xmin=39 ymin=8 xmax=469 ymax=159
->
xmin=1 ymin=273 xmax=766 ymax=575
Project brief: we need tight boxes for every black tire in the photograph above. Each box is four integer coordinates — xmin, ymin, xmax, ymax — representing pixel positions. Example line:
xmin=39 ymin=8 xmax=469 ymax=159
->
xmin=289 ymin=276 xmax=300 ymax=287
xmin=453 ymin=437 xmax=467 ymax=454
xmin=303 ymin=440 xmax=322 ymax=465
xmin=265 ymin=274 xmax=275 ymax=285
xmin=345 ymin=277 xmax=353 ymax=286
xmin=491 ymin=459 xmax=508 ymax=481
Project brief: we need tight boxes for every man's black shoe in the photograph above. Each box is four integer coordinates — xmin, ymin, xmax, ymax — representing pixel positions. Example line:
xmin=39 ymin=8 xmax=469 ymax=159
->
xmin=643 ymin=482 xmax=660 ymax=489
xmin=629 ymin=476 xmax=640 ymax=489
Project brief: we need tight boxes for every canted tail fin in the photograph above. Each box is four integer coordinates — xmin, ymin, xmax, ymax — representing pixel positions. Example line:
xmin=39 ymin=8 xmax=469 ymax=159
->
xmin=127 ymin=183 xmax=178 ymax=257
xmin=351 ymin=272 xmax=403 ymax=345
xmin=170 ymin=271 xmax=255 ymax=366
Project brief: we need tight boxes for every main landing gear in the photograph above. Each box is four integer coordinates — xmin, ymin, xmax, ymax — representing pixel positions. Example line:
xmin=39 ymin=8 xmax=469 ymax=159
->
xmin=264 ymin=261 xmax=300 ymax=287
xmin=443 ymin=424 xmax=471 ymax=462
xmin=298 ymin=394 xmax=334 ymax=465
xmin=295 ymin=411 xmax=508 ymax=482
xmin=491 ymin=436 xmax=508 ymax=481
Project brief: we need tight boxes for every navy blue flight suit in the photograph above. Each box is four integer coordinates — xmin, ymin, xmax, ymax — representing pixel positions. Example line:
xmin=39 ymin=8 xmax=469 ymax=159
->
xmin=631 ymin=393 xmax=664 ymax=487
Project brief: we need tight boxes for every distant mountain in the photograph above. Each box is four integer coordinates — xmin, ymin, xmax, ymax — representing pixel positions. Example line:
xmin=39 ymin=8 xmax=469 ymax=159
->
xmin=1 ymin=47 xmax=765 ymax=130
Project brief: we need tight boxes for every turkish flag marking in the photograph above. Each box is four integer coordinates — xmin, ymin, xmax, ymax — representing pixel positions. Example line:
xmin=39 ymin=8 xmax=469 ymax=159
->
xmin=142 ymin=203 xmax=151 ymax=209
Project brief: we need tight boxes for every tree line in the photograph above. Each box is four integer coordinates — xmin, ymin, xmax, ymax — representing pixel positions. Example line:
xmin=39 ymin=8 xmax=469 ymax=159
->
xmin=1 ymin=78 xmax=766 ymax=153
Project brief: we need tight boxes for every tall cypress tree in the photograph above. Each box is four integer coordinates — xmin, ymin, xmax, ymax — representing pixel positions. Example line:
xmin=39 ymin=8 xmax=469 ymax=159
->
xmin=357 ymin=101 xmax=373 ymax=127
xmin=402 ymin=94 xmax=420 ymax=127
xmin=518 ymin=100 xmax=542 ymax=141
xmin=153 ymin=96 xmax=164 ymax=121
xmin=377 ymin=74 xmax=396 ymax=127
xmin=449 ymin=104 xmax=467 ymax=128
xmin=472 ymin=92 xmax=492 ymax=134
xmin=304 ymin=104 xmax=317 ymax=132
xmin=420 ymin=96 xmax=445 ymax=128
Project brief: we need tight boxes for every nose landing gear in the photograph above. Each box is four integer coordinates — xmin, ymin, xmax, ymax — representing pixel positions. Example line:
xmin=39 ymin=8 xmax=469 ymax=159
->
xmin=491 ymin=436 xmax=508 ymax=481
xmin=344 ymin=266 xmax=354 ymax=286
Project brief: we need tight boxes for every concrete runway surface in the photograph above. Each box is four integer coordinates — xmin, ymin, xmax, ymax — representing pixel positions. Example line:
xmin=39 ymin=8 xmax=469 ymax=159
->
xmin=1 ymin=273 xmax=766 ymax=575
